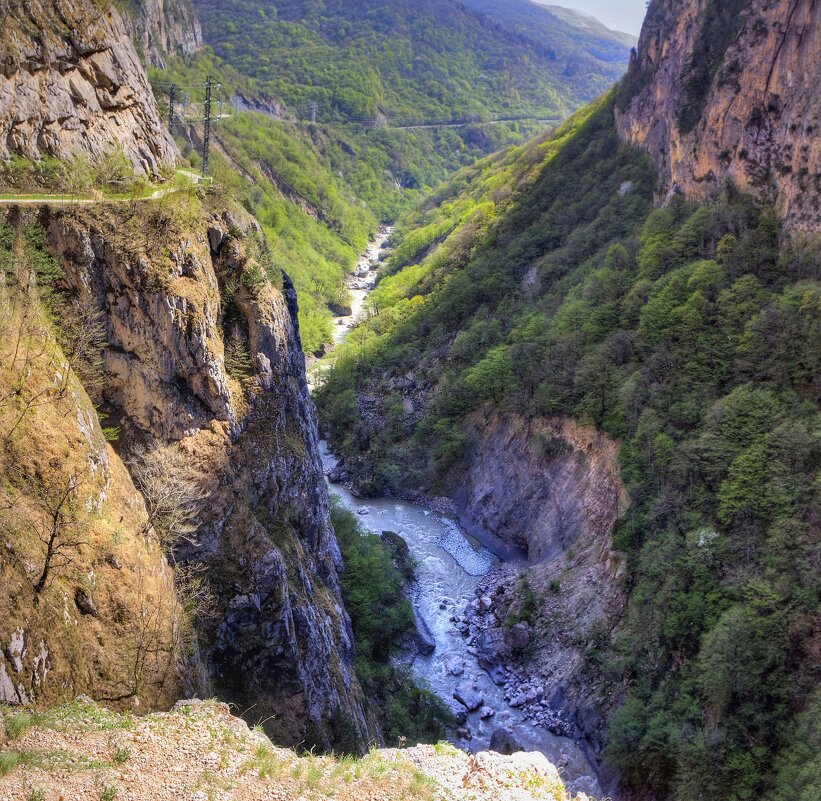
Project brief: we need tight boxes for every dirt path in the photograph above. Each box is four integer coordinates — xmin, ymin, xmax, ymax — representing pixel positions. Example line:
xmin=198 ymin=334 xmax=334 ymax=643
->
xmin=0 ymin=169 xmax=203 ymax=206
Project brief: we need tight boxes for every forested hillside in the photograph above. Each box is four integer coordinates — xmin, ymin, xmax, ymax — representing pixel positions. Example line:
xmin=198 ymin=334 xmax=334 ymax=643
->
xmin=191 ymin=0 xmax=629 ymax=124
xmin=154 ymin=49 xmax=544 ymax=352
xmin=316 ymin=94 xmax=821 ymax=800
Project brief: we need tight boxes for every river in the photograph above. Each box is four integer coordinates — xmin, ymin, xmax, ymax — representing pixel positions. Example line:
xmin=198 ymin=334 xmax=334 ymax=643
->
xmin=313 ymin=230 xmax=600 ymax=796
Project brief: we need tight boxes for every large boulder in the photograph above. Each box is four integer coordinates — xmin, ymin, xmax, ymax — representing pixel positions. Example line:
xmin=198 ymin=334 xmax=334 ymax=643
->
xmin=453 ymin=680 xmax=484 ymax=712
xmin=476 ymin=630 xmax=508 ymax=685
xmin=411 ymin=606 xmax=436 ymax=656
xmin=489 ymin=727 xmax=523 ymax=755
xmin=505 ymin=621 xmax=531 ymax=650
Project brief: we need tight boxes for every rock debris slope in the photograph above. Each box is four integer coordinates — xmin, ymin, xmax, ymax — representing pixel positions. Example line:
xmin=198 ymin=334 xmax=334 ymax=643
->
xmin=0 ymin=699 xmax=589 ymax=801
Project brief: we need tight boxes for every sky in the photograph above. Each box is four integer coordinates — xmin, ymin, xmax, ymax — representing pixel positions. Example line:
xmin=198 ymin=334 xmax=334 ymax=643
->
xmin=543 ymin=1 xmax=649 ymax=36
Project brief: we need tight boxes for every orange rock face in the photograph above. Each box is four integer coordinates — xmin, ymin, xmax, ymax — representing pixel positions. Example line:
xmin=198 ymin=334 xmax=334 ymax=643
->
xmin=616 ymin=0 xmax=820 ymax=231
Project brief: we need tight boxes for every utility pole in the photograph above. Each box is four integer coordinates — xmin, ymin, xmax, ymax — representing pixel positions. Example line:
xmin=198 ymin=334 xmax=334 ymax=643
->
xmin=310 ymin=100 xmax=318 ymax=125
xmin=202 ymin=75 xmax=212 ymax=176
xmin=168 ymin=83 xmax=177 ymax=133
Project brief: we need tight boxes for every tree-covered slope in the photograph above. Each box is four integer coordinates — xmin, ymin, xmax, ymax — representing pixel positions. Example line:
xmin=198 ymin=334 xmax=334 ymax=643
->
xmin=154 ymin=49 xmax=549 ymax=352
xmin=316 ymin=95 xmax=821 ymax=800
xmin=192 ymin=0 xmax=628 ymax=125
xmin=460 ymin=0 xmax=634 ymax=93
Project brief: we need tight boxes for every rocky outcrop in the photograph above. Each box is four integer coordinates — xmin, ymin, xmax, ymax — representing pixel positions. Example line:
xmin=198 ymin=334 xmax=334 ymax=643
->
xmin=449 ymin=414 xmax=630 ymax=782
xmin=454 ymin=414 xmax=629 ymax=563
xmin=0 ymin=0 xmax=176 ymax=174
xmin=42 ymin=200 xmax=370 ymax=748
xmin=0 ymin=698 xmax=587 ymax=801
xmin=616 ymin=0 xmax=821 ymax=231
xmin=123 ymin=0 xmax=203 ymax=68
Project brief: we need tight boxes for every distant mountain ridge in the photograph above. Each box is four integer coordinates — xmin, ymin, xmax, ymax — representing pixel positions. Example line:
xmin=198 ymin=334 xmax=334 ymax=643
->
xmin=536 ymin=4 xmax=636 ymax=46
xmin=461 ymin=0 xmax=636 ymax=63
xmin=192 ymin=0 xmax=634 ymax=124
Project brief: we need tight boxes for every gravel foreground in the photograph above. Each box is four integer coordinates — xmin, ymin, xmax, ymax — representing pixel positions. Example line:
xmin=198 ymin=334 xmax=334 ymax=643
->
xmin=0 ymin=699 xmax=597 ymax=801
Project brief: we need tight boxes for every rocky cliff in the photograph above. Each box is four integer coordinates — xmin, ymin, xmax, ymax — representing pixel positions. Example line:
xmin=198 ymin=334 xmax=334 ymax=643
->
xmin=123 ymin=0 xmax=203 ymax=68
xmin=450 ymin=414 xmax=629 ymax=777
xmin=616 ymin=0 xmax=820 ymax=231
xmin=0 ymin=0 xmax=176 ymax=174
xmin=455 ymin=414 xmax=629 ymax=564
xmin=40 ymin=196 xmax=370 ymax=747
xmin=0 ymin=207 xmax=184 ymax=711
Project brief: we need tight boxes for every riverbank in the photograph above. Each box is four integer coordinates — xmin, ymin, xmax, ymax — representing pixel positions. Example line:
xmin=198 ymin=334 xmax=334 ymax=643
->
xmin=322 ymin=449 xmax=600 ymax=797
xmin=311 ymin=234 xmax=601 ymax=797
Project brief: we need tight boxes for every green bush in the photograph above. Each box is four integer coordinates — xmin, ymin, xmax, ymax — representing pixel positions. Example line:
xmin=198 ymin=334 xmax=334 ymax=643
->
xmin=330 ymin=497 xmax=452 ymax=745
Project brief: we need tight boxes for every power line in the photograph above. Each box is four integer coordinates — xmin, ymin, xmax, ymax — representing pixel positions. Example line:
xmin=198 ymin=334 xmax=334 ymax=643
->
xmin=202 ymin=75 xmax=212 ymax=176
xmin=168 ymin=83 xmax=176 ymax=133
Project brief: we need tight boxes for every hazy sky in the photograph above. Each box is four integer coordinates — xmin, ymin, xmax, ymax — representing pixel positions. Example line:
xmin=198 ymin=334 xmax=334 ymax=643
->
xmin=547 ymin=1 xmax=649 ymax=36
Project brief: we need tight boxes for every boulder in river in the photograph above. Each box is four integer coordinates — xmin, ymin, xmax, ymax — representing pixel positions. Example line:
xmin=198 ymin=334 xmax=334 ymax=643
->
xmin=453 ymin=680 xmax=484 ymax=712
xmin=410 ymin=606 xmax=436 ymax=656
xmin=327 ymin=464 xmax=348 ymax=483
xmin=327 ymin=301 xmax=353 ymax=316
xmin=476 ymin=630 xmax=509 ymax=685
xmin=489 ymin=727 xmax=523 ymax=755
xmin=447 ymin=658 xmax=465 ymax=676
xmin=447 ymin=699 xmax=468 ymax=724
xmin=479 ymin=705 xmax=495 ymax=719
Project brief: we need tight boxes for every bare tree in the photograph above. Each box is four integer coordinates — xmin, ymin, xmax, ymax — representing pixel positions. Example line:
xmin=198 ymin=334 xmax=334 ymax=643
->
xmin=128 ymin=447 xmax=207 ymax=555
xmin=4 ymin=468 xmax=92 ymax=593
xmin=173 ymin=561 xmax=218 ymax=625
xmin=99 ymin=564 xmax=181 ymax=705
xmin=57 ymin=295 xmax=107 ymax=402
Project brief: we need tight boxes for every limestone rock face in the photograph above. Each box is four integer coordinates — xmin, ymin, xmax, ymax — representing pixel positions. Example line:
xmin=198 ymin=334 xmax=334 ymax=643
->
xmin=0 ymin=0 xmax=176 ymax=173
xmin=44 ymin=203 xmax=370 ymax=748
xmin=455 ymin=414 xmax=628 ymax=563
xmin=122 ymin=0 xmax=203 ymax=68
xmin=616 ymin=0 xmax=821 ymax=231
xmin=451 ymin=414 xmax=630 ymax=775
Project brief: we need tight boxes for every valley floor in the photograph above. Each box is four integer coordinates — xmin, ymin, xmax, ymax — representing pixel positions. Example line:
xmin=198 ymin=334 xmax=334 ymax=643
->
xmin=0 ymin=699 xmax=584 ymax=801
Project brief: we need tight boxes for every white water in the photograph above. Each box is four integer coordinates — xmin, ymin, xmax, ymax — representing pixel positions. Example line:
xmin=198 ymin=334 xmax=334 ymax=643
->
xmin=313 ymin=232 xmax=600 ymax=795
xmin=332 ymin=227 xmax=393 ymax=343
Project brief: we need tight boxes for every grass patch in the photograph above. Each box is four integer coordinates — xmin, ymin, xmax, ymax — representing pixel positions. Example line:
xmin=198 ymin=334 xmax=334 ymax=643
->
xmin=2 ymin=699 xmax=134 ymax=742
xmin=0 ymin=749 xmax=108 ymax=777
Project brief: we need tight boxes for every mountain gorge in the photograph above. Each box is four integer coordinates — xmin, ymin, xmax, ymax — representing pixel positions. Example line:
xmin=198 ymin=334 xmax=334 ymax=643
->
xmin=0 ymin=0 xmax=819 ymax=800
xmin=177 ymin=0 xmax=634 ymax=351
xmin=317 ymin=1 xmax=820 ymax=798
